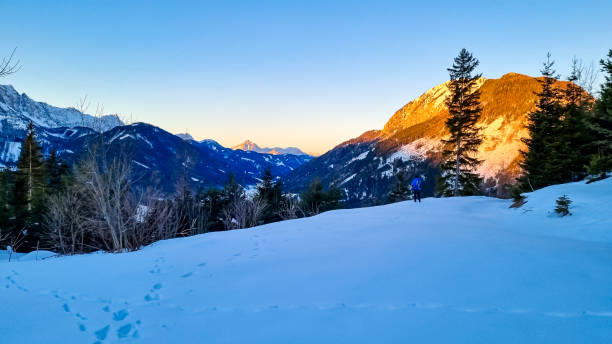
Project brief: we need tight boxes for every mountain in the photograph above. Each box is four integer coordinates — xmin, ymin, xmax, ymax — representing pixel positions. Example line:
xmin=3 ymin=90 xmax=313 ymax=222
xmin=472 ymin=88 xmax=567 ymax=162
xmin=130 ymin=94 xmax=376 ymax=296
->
xmin=0 ymin=85 xmax=311 ymax=190
xmin=4 ymin=178 xmax=612 ymax=342
xmin=285 ymin=73 xmax=574 ymax=205
xmin=0 ymin=85 xmax=123 ymax=132
xmin=232 ymin=139 xmax=310 ymax=156
xmin=4 ymin=122 xmax=311 ymax=192
xmin=175 ymin=133 xmax=194 ymax=141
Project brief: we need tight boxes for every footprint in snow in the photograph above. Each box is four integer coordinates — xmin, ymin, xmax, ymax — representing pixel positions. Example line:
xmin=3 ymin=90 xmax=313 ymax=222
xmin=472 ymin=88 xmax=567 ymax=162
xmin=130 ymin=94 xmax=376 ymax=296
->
xmin=145 ymin=283 xmax=162 ymax=302
xmin=94 ymin=325 xmax=110 ymax=341
xmin=117 ymin=324 xmax=133 ymax=338
xmin=113 ymin=309 xmax=129 ymax=321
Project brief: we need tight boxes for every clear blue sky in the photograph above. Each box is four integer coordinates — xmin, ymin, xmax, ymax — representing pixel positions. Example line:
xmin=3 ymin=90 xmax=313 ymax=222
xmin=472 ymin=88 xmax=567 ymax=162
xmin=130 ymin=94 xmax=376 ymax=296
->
xmin=2 ymin=0 xmax=611 ymax=154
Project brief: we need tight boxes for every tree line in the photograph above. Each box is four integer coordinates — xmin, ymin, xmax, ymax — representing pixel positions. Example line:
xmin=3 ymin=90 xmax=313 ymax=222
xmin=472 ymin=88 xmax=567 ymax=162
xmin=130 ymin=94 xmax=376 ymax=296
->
xmin=0 ymin=125 xmax=343 ymax=254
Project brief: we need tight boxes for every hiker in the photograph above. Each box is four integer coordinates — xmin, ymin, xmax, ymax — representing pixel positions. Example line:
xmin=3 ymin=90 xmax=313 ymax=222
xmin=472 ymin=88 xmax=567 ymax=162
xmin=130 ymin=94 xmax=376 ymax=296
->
xmin=411 ymin=175 xmax=422 ymax=202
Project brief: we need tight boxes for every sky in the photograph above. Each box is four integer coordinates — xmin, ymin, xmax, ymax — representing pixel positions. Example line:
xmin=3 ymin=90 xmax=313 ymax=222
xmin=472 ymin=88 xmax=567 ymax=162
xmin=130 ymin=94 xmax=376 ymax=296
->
xmin=2 ymin=0 xmax=611 ymax=155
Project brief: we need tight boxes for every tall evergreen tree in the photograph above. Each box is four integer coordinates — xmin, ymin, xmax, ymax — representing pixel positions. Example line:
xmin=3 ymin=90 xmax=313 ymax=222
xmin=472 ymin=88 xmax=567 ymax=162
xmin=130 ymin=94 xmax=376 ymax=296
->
xmin=588 ymin=49 xmax=612 ymax=177
xmin=300 ymin=178 xmax=343 ymax=215
xmin=222 ymin=174 xmax=245 ymax=207
xmin=13 ymin=122 xmax=46 ymax=250
xmin=255 ymin=168 xmax=283 ymax=223
xmin=550 ymin=60 xmax=592 ymax=183
xmin=387 ymin=170 xmax=411 ymax=203
xmin=519 ymin=53 xmax=563 ymax=190
xmin=439 ymin=48 xmax=483 ymax=196
xmin=0 ymin=169 xmax=13 ymax=245
xmin=45 ymin=149 xmax=70 ymax=192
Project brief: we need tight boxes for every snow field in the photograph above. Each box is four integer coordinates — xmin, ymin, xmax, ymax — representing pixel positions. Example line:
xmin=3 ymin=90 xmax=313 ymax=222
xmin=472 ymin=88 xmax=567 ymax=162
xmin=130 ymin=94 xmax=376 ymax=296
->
xmin=1 ymin=178 xmax=611 ymax=343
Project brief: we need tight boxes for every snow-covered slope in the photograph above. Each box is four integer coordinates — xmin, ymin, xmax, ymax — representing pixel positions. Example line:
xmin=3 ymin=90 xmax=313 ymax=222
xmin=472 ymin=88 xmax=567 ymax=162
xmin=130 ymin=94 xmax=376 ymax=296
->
xmin=1 ymin=179 xmax=611 ymax=343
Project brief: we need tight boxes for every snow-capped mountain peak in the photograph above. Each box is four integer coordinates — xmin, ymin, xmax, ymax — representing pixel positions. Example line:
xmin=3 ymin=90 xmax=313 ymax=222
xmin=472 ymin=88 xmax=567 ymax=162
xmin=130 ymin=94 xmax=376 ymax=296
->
xmin=232 ymin=139 xmax=309 ymax=156
xmin=0 ymin=84 xmax=124 ymax=132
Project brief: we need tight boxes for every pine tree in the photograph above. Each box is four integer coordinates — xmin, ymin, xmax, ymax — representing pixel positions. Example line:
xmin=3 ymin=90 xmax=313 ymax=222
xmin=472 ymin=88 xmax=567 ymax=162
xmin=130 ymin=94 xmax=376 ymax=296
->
xmin=439 ymin=49 xmax=483 ymax=196
xmin=548 ymin=60 xmax=592 ymax=183
xmin=0 ymin=169 xmax=13 ymax=245
xmin=45 ymin=149 xmax=70 ymax=192
xmin=300 ymin=178 xmax=343 ymax=216
xmin=554 ymin=195 xmax=572 ymax=216
xmin=588 ymin=49 xmax=612 ymax=177
xmin=13 ymin=122 xmax=47 ymax=251
xmin=254 ymin=168 xmax=283 ymax=223
xmin=222 ymin=174 xmax=245 ymax=205
xmin=387 ymin=170 xmax=411 ymax=203
xmin=519 ymin=53 xmax=563 ymax=191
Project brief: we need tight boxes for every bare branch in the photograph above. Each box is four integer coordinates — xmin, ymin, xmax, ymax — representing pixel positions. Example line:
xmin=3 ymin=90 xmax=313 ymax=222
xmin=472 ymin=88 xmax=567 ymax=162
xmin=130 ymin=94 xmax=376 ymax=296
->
xmin=0 ymin=47 xmax=21 ymax=78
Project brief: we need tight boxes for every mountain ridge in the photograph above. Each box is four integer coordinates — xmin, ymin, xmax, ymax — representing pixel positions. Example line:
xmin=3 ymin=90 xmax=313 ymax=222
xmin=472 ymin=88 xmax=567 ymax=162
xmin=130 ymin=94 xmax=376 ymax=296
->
xmin=232 ymin=139 xmax=310 ymax=156
xmin=0 ymin=84 xmax=123 ymax=131
xmin=0 ymin=85 xmax=311 ymax=190
xmin=284 ymin=72 xmax=578 ymax=204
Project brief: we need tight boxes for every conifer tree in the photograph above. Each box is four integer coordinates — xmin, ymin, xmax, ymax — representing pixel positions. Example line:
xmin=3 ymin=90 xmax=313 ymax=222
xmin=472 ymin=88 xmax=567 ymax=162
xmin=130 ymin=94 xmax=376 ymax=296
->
xmin=588 ymin=49 xmax=612 ymax=177
xmin=13 ymin=122 xmax=46 ymax=250
xmin=439 ymin=49 xmax=483 ymax=196
xmin=0 ymin=170 xmax=13 ymax=245
xmin=45 ymin=149 xmax=70 ymax=192
xmin=255 ymin=168 xmax=283 ymax=223
xmin=387 ymin=171 xmax=411 ymax=203
xmin=550 ymin=60 xmax=592 ymax=183
xmin=222 ymin=174 xmax=245 ymax=205
xmin=519 ymin=53 xmax=563 ymax=190
xmin=300 ymin=178 xmax=343 ymax=215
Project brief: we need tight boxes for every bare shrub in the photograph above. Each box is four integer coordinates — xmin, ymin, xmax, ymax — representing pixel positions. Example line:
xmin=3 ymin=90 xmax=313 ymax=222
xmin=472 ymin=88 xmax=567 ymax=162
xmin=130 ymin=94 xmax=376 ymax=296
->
xmin=222 ymin=197 xmax=267 ymax=230
xmin=45 ymin=147 xmax=182 ymax=253
xmin=277 ymin=196 xmax=302 ymax=220
xmin=44 ymin=186 xmax=87 ymax=254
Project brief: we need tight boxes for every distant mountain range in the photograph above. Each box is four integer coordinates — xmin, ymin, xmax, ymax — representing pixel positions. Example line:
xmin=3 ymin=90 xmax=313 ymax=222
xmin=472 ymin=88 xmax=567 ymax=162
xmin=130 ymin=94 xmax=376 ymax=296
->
xmin=284 ymin=73 xmax=576 ymax=205
xmin=1 ymin=74 xmax=579 ymax=201
xmin=0 ymin=85 xmax=123 ymax=132
xmin=231 ymin=139 xmax=310 ymax=156
xmin=0 ymin=85 xmax=311 ymax=191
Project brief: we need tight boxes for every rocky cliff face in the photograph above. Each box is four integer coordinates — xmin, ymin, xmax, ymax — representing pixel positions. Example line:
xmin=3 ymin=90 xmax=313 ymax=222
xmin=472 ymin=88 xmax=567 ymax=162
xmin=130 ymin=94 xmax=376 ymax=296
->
xmin=0 ymin=85 xmax=123 ymax=131
xmin=285 ymin=73 xmax=574 ymax=204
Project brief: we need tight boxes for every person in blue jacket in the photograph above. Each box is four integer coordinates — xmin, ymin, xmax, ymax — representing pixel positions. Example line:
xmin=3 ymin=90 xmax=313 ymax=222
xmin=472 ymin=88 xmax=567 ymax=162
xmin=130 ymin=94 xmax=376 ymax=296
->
xmin=411 ymin=175 xmax=422 ymax=203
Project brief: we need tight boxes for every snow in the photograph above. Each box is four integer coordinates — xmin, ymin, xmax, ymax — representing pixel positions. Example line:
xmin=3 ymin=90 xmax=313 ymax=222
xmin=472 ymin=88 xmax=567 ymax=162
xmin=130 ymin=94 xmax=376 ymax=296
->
xmin=0 ymin=141 xmax=21 ymax=161
xmin=132 ymin=161 xmax=150 ymax=169
xmin=340 ymin=173 xmax=357 ymax=185
xmin=1 ymin=179 xmax=612 ymax=343
xmin=346 ymin=151 xmax=369 ymax=165
xmin=136 ymin=134 xmax=153 ymax=149
xmin=388 ymin=139 xmax=434 ymax=163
